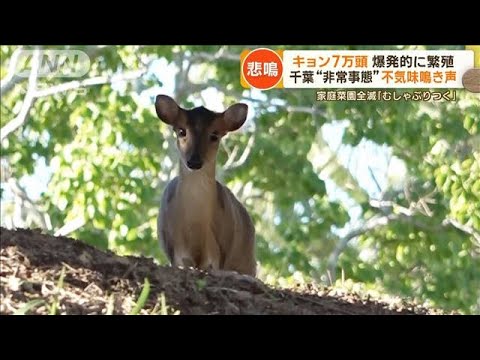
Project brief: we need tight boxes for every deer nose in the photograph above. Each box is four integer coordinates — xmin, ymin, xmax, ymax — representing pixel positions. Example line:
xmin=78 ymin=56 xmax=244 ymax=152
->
xmin=187 ymin=155 xmax=203 ymax=170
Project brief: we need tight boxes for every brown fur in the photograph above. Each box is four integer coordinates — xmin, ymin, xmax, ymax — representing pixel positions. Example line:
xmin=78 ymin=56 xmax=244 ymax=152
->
xmin=155 ymin=95 xmax=256 ymax=276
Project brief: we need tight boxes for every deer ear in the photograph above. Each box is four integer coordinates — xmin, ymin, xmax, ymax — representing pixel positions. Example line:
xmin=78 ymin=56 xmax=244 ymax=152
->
xmin=155 ymin=95 xmax=180 ymax=125
xmin=222 ymin=103 xmax=248 ymax=132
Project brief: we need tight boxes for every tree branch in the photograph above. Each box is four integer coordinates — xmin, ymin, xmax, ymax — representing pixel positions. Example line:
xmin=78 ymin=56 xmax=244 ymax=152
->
xmin=1 ymin=68 xmax=147 ymax=142
xmin=187 ymin=78 xmax=327 ymax=119
xmin=369 ymin=199 xmax=416 ymax=216
xmin=223 ymin=145 xmax=239 ymax=168
xmin=368 ymin=165 xmax=383 ymax=194
xmin=54 ymin=217 xmax=86 ymax=237
xmin=0 ymin=75 xmax=25 ymax=96
xmin=0 ymin=49 xmax=40 ymax=142
xmin=327 ymin=214 xmax=397 ymax=280
xmin=328 ymin=197 xmax=480 ymax=281
xmin=0 ymin=46 xmax=24 ymax=95
xmin=283 ymin=105 xmax=326 ymax=117
xmin=190 ymin=48 xmax=241 ymax=62
xmin=223 ymin=134 xmax=255 ymax=171
xmin=443 ymin=218 xmax=480 ymax=246
xmin=34 ymin=69 xmax=147 ymax=98
xmin=1 ymin=46 xmax=106 ymax=97
xmin=6 ymin=175 xmax=52 ymax=231
xmin=174 ymin=52 xmax=189 ymax=102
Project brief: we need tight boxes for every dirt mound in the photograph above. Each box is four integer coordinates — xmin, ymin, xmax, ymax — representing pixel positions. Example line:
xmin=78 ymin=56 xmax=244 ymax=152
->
xmin=0 ymin=228 xmax=439 ymax=315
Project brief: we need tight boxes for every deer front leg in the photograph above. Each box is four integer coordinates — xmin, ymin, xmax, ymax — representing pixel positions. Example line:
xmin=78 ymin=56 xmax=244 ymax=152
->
xmin=172 ymin=249 xmax=196 ymax=269
xmin=199 ymin=236 xmax=221 ymax=271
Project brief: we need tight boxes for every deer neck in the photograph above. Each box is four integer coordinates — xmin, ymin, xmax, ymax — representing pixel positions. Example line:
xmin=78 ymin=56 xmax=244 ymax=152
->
xmin=177 ymin=160 xmax=217 ymax=214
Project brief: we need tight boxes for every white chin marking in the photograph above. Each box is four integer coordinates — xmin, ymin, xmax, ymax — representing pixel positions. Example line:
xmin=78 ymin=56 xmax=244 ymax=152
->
xmin=182 ymin=161 xmax=194 ymax=172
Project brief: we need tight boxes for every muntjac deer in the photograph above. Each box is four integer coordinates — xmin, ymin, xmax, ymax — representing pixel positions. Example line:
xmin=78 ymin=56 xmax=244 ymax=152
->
xmin=155 ymin=95 xmax=256 ymax=276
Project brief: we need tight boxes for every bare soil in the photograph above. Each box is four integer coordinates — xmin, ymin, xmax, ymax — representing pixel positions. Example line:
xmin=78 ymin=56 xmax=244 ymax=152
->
xmin=0 ymin=227 xmax=441 ymax=315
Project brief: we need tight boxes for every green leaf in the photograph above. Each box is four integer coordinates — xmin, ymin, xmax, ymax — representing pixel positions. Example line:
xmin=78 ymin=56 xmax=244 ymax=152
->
xmin=130 ymin=278 xmax=151 ymax=315
xmin=14 ymin=300 xmax=46 ymax=315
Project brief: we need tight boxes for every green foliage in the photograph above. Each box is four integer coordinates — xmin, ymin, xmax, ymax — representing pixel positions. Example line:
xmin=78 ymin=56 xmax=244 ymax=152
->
xmin=335 ymin=92 xmax=480 ymax=313
xmin=13 ymin=299 xmax=46 ymax=315
xmin=130 ymin=278 xmax=151 ymax=315
xmin=1 ymin=45 xmax=479 ymax=314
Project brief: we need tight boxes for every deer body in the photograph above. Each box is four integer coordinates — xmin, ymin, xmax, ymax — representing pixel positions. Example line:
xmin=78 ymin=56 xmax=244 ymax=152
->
xmin=155 ymin=95 xmax=256 ymax=276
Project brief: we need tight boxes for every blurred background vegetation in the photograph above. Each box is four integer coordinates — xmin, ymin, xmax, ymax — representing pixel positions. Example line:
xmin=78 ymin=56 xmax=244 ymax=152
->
xmin=1 ymin=45 xmax=479 ymax=314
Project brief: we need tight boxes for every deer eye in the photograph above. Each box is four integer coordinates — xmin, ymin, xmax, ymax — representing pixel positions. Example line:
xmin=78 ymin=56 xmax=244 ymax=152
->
xmin=210 ymin=132 xmax=219 ymax=142
xmin=177 ymin=128 xmax=186 ymax=137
